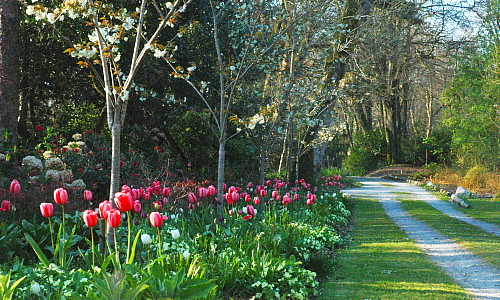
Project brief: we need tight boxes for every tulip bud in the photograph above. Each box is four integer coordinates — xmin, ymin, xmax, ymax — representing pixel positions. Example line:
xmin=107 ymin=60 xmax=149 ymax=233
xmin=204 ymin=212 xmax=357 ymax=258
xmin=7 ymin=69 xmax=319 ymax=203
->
xmin=114 ymin=192 xmax=133 ymax=212
xmin=53 ymin=188 xmax=68 ymax=205
xmin=83 ymin=190 xmax=93 ymax=201
xmin=153 ymin=201 xmax=162 ymax=211
xmin=133 ymin=200 xmax=142 ymax=213
xmin=99 ymin=201 xmax=112 ymax=219
xmin=188 ymin=193 xmax=197 ymax=203
xmin=40 ymin=203 xmax=54 ymax=218
xmin=30 ymin=282 xmax=41 ymax=295
xmin=83 ymin=210 xmax=98 ymax=227
xmin=0 ymin=200 xmax=11 ymax=212
xmin=108 ymin=209 xmax=121 ymax=228
xmin=10 ymin=180 xmax=21 ymax=195
xmin=141 ymin=233 xmax=152 ymax=245
xmin=171 ymin=229 xmax=180 ymax=239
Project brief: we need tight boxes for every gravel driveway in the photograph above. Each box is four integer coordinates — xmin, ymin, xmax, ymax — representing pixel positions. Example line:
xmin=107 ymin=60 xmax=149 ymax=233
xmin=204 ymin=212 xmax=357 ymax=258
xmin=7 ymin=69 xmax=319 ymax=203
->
xmin=343 ymin=177 xmax=500 ymax=300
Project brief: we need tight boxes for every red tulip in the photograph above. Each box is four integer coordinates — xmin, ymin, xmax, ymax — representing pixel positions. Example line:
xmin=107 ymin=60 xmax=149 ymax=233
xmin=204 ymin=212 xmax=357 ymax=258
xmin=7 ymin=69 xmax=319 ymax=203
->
xmin=225 ymin=193 xmax=233 ymax=204
xmin=83 ymin=210 xmax=98 ymax=227
xmin=188 ymin=193 xmax=197 ymax=203
xmin=40 ymin=203 xmax=54 ymax=218
xmin=133 ymin=200 xmax=142 ymax=213
xmin=260 ymin=189 xmax=267 ymax=198
xmin=10 ymin=180 xmax=21 ymax=195
xmin=162 ymin=187 xmax=171 ymax=197
xmin=131 ymin=189 xmax=140 ymax=200
xmin=143 ymin=192 xmax=151 ymax=201
xmin=149 ymin=212 xmax=163 ymax=227
xmin=54 ymin=188 xmax=68 ymax=205
xmin=99 ymin=201 xmax=112 ymax=219
xmin=306 ymin=199 xmax=313 ymax=205
xmin=153 ymin=201 xmax=162 ymax=211
xmin=231 ymin=191 xmax=239 ymax=203
xmin=107 ymin=209 xmax=121 ymax=228
xmin=0 ymin=200 xmax=11 ymax=212
xmin=247 ymin=182 xmax=253 ymax=189
xmin=271 ymin=190 xmax=278 ymax=199
xmin=253 ymin=197 xmax=260 ymax=205
xmin=243 ymin=215 xmax=252 ymax=220
xmin=114 ymin=192 xmax=133 ymax=212
xmin=83 ymin=190 xmax=93 ymax=201
xmin=294 ymin=194 xmax=300 ymax=201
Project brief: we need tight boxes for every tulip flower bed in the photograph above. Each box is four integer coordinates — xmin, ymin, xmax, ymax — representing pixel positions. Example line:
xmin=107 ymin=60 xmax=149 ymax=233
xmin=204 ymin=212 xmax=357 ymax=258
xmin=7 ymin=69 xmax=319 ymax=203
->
xmin=0 ymin=177 xmax=349 ymax=299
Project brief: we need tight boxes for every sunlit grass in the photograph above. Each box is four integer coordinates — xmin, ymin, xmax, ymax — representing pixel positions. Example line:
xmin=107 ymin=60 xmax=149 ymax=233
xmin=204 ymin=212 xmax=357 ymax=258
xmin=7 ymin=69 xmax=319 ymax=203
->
xmin=401 ymin=199 xmax=500 ymax=268
xmin=319 ymin=198 xmax=471 ymax=299
xmin=457 ymin=198 xmax=500 ymax=227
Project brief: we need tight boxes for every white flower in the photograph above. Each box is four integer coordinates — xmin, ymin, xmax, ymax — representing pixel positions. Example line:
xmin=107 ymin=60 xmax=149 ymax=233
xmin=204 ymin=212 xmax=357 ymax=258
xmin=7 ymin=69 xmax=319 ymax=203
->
xmin=0 ymin=154 xmax=5 ymax=161
xmin=187 ymin=66 xmax=196 ymax=72
xmin=170 ymin=214 xmax=176 ymax=220
xmin=43 ymin=151 xmax=54 ymax=159
xmin=166 ymin=2 xmax=173 ymax=9
xmin=171 ymin=229 xmax=180 ymax=239
xmin=22 ymin=156 xmax=43 ymax=171
xmin=45 ymin=157 xmax=65 ymax=170
xmin=141 ymin=233 xmax=152 ymax=245
xmin=30 ymin=282 xmax=41 ymax=295
xmin=45 ymin=169 xmax=61 ymax=182
xmin=153 ymin=48 xmax=166 ymax=58
xmin=59 ymin=169 xmax=73 ymax=182
xmin=242 ymin=207 xmax=248 ymax=214
xmin=182 ymin=250 xmax=190 ymax=259
xmin=66 ymin=179 xmax=86 ymax=190
xmin=72 ymin=133 xmax=82 ymax=141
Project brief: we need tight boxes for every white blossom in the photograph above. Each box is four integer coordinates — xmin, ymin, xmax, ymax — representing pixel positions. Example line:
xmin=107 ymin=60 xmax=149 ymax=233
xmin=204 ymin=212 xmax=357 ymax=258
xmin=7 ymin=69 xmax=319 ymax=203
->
xmin=171 ymin=229 xmax=180 ymax=239
xmin=45 ymin=157 xmax=65 ymax=170
xmin=141 ymin=233 xmax=152 ymax=245
xmin=45 ymin=169 xmax=62 ymax=182
xmin=22 ymin=156 xmax=43 ymax=171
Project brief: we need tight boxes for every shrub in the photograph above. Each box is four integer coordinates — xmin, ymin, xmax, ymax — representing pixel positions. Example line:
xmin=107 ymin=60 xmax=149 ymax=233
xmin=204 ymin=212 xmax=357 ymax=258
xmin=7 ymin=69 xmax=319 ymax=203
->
xmin=464 ymin=165 xmax=488 ymax=190
xmin=342 ymin=131 xmax=386 ymax=175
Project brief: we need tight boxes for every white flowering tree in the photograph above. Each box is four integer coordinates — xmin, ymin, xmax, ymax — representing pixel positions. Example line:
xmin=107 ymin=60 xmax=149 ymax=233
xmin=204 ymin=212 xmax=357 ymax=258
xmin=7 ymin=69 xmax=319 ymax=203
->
xmin=23 ymin=0 xmax=192 ymax=201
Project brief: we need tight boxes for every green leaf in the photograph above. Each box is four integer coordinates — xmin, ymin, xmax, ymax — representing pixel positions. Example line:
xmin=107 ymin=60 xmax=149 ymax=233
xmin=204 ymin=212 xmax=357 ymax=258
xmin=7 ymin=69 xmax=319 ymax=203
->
xmin=127 ymin=229 xmax=141 ymax=265
xmin=24 ymin=233 xmax=50 ymax=268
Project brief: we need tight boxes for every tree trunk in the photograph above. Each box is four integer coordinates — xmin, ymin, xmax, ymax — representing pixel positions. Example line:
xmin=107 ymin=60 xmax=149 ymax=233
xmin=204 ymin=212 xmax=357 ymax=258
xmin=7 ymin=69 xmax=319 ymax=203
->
xmin=0 ymin=0 xmax=19 ymax=139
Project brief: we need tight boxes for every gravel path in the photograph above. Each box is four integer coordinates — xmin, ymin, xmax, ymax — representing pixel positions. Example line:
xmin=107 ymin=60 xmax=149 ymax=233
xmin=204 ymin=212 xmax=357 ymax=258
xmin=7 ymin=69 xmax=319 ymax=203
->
xmin=343 ymin=177 xmax=500 ymax=300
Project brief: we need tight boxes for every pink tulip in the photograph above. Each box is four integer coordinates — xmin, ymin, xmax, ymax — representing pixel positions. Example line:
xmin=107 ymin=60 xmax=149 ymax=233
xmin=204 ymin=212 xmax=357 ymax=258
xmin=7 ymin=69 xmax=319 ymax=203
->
xmin=0 ymin=200 xmax=11 ymax=212
xmin=162 ymin=187 xmax=171 ymax=197
xmin=247 ymin=182 xmax=253 ymax=189
xmin=247 ymin=205 xmax=255 ymax=216
xmin=188 ymin=193 xmax=197 ymax=203
xmin=133 ymin=200 xmax=142 ymax=213
xmin=271 ymin=190 xmax=278 ymax=199
xmin=121 ymin=185 xmax=131 ymax=193
xmin=207 ymin=185 xmax=216 ymax=197
xmin=198 ymin=187 xmax=208 ymax=198
xmin=10 ymin=180 xmax=21 ymax=195
xmin=54 ymin=188 xmax=68 ymax=205
xmin=83 ymin=190 xmax=93 ymax=201
xmin=143 ymin=192 xmax=151 ymax=201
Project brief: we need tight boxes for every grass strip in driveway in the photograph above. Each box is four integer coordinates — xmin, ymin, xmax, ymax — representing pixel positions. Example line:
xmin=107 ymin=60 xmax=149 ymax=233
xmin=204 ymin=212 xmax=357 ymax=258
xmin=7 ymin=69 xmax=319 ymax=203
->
xmin=457 ymin=198 xmax=500 ymax=226
xmin=319 ymin=197 xmax=471 ymax=299
xmin=401 ymin=199 xmax=500 ymax=268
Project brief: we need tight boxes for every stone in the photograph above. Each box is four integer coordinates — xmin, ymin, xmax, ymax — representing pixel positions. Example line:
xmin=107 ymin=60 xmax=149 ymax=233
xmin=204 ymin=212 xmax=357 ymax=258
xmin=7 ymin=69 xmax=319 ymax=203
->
xmin=455 ymin=186 xmax=471 ymax=197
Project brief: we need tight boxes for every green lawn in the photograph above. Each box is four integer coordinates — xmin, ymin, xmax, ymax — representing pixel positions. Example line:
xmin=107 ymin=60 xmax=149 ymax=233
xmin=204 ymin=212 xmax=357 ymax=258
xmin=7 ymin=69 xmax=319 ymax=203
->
xmin=401 ymin=199 xmax=500 ymax=268
xmin=319 ymin=197 xmax=471 ymax=299
xmin=457 ymin=198 xmax=500 ymax=227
